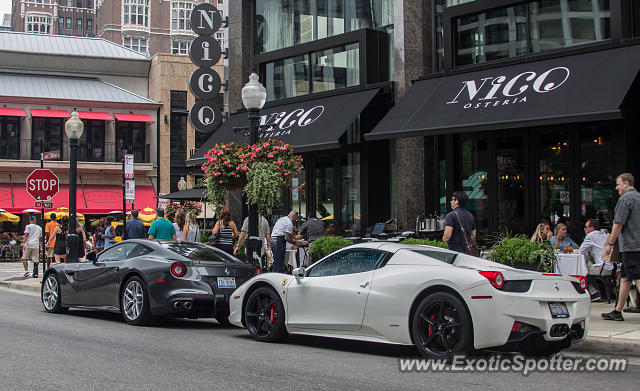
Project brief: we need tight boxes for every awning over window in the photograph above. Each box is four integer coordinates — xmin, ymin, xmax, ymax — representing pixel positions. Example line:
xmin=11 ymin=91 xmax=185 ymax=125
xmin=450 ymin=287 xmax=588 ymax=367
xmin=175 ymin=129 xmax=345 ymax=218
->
xmin=30 ymin=109 xmax=70 ymax=118
xmin=114 ymin=113 xmax=155 ymax=123
xmin=189 ymin=88 xmax=380 ymax=163
xmin=77 ymin=111 xmax=113 ymax=121
xmin=0 ymin=108 xmax=27 ymax=117
xmin=366 ymin=44 xmax=640 ymax=141
xmin=0 ymin=184 xmax=157 ymax=215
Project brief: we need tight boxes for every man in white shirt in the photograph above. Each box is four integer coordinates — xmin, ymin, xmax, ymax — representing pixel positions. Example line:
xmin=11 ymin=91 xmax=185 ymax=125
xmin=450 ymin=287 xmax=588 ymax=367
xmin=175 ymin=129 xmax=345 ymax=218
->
xmin=22 ymin=215 xmax=43 ymax=279
xmin=580 ymin=218 xmax=612 ymax=301
xmin=270 ymin=211 xmax=297 ymax=273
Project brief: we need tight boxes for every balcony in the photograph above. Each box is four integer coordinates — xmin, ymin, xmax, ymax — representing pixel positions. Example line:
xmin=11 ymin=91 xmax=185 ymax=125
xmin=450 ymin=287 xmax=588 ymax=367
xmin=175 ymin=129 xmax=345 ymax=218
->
xmin=20 ymin=141 xmax=151 ymax=163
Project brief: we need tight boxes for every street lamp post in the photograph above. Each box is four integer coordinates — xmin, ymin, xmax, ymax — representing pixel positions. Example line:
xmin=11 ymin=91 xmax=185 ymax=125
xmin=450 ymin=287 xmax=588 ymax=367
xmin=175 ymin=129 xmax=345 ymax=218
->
xmin=177 ymin=176 xmax=187 ymax=206
xmin=65 ymin=109 xmax=84 ymax=263
xmin=241 ymin=73 xmax=266 ymax=267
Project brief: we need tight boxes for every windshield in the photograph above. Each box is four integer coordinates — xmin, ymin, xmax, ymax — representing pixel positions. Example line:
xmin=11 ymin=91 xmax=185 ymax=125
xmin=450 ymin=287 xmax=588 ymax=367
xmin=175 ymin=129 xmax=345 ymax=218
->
xmin=161 ymin=242 xmax=244 ymax=263
xmin=409 ymin=249 xmax=457 ymax=264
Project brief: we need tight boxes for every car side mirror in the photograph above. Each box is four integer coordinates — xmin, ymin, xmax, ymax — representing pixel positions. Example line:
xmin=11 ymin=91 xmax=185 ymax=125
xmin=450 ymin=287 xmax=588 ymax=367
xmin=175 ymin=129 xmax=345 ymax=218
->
xmin=292 ymin=267 xmax=305 ymax=280
xmin=86 ymin=252 xmax=97 ymax=262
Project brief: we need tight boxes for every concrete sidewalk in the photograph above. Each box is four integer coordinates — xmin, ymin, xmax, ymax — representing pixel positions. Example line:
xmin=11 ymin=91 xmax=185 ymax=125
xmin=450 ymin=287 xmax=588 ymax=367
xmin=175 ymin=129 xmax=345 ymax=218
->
xmin=1 ymin=273 xmax=639 ymax=356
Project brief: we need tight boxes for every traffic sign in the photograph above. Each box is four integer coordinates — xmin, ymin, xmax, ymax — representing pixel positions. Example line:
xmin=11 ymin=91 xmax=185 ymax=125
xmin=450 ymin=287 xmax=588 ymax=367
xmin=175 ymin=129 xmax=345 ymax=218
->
xmin=34 ymin=201 xmax=53 ymax=208
xmin=26 ymin=169 xmax=59 ymax=201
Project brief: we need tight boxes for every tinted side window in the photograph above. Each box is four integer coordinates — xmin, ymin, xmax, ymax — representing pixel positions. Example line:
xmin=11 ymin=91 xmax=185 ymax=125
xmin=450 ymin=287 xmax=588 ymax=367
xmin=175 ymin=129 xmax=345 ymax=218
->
xmin=409 ymin=249 xmax=457 ymax=264
xmin=98 ymin=243 xmax=137 ymax=262
xmin=128 ymin=245 xmax=153 ymax=259
xmin=308 ymin=249 xmax=387 ymax=277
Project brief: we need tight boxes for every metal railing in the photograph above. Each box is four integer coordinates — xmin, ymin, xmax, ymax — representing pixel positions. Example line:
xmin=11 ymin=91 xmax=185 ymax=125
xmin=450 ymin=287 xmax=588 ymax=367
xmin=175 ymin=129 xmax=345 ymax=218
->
xmin=12 ymin=141 xmax=152 ymax=163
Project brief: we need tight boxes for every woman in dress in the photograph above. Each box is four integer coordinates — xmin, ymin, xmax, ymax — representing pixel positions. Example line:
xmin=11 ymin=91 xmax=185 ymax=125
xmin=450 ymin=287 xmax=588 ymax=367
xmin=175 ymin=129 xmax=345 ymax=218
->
xmin=550 ymin=223 xmax=578 ymax=250
xmin=182 ymin=212 xmax=200 ymax=243
xmin=47 ymin=216 xmax=68 ymax=264
xmin=211 ymin=208 xmax=239 ymax=255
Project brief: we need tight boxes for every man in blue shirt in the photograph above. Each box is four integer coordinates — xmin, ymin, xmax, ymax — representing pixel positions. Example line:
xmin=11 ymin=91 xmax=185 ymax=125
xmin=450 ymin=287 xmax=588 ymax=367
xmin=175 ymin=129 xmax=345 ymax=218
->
xmin=104 ymin=216 xmax=116 ymax=249
xmin=126 ymin=209 xmax=147 ymax=239
xmin=148 ymin=208 xmax=176 ymax=240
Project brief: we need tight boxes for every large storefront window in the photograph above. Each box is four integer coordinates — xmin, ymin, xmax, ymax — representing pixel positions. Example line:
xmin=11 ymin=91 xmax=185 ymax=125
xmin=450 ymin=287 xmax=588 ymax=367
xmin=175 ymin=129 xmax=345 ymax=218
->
xmin=265 ymin=55 xmax=310 ymax=101
xmin=314 ymin=156 xmax=335 ymax=223
xmin=116 ymin=122 xmax=147 ymax=163
xmin=341 ymin=152 xmax=361 ymax=235
xmin=448 ymin=0 xmax=611 ymax=68
xmin=291 ymin=167 xmax=307 ymax=221
xmin=0 ymin=117 xmax=20 ymax=160
xmin=312 ymin=43 xmax=360 ymax=93
xmin=255 ymin=0 xmax=393 ymax=54
xmin=32 ymin=118 xmax=63 ymax=160
xmin=460 ymin=138 xmax=489 ymax=238
xmin=77 ymin=120 xmax=105 ymax=162
xmin=539 ymin=131 xmax=571 ymax=227
xmin=496 ymin=136 xmax=526 ymax=234
xmin=579 ymin=126 xmax=615 ymax=229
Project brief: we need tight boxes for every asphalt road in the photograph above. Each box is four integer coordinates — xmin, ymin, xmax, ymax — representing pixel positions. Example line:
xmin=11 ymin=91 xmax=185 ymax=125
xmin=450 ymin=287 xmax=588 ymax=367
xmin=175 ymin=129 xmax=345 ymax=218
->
xmin=1 ymin=287 xmax=640 ymax=391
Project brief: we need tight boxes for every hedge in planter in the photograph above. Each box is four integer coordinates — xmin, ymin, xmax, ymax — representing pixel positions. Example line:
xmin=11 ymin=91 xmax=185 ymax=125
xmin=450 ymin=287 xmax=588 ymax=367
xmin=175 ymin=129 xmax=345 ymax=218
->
xmin=309 ymin=236 xmax=353 ymax=261
xmin=487 ymin=234 xmax=556 ymax=273
xmin=400 ymin=238 xmax=448 ymax=248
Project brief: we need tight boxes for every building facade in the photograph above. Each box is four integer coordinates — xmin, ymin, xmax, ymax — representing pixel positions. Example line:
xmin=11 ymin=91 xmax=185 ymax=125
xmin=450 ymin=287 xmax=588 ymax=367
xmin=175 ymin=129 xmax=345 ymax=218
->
xmin=0 ymin=32 xmax=160 ymax=222
xmin=11 ymin=0 xmax=96 ymax=37
xmin=189 ymin=0 xmax=640 ymax=243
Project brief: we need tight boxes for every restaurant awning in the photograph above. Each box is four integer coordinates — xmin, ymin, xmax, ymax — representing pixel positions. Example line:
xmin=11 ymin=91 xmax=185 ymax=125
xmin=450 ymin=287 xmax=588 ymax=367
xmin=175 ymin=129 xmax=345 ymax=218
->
xmin=77 ymin=111 xmax=113 ymax=121
xmin=114 ymin=113 xmax=155 ymax=122
xmin=0 ymin=184 xmax=157 ymax=214
xmin=0 ymin=108 xmax=27 ymax=117
xmin=157 ymin=187 xmax=207 ymax=201
xmin=30 ymin=109 xmax=70 ymax=118
xmin=188 ymin=88 xmax=380 ymax=164
xmin=366 ymin=44 xmax=640 ymax=141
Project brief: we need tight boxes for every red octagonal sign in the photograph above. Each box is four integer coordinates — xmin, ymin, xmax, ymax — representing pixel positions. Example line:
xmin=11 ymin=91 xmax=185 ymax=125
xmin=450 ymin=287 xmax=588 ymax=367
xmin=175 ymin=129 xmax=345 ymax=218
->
xmin=26 ymin=169 xmax=59 ymax=201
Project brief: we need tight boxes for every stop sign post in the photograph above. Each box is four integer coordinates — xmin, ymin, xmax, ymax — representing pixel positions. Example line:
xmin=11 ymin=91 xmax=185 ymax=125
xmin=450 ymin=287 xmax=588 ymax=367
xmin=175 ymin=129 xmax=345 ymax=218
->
xmin=27 ymin=169 xmax=59 ymax=201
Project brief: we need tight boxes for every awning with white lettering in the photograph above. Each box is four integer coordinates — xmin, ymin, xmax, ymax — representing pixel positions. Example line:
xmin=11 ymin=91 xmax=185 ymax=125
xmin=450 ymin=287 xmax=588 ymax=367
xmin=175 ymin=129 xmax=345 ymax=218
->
xmin=365 ymin=44 xmax=640 ymax=141
xmin=188 ymin=88 xmax=380 ymax=164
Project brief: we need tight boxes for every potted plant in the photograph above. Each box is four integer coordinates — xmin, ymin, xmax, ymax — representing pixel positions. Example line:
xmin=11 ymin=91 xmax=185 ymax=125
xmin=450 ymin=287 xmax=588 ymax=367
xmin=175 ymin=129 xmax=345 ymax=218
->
xmin=487 ymin=233 xmax=556 ymax=273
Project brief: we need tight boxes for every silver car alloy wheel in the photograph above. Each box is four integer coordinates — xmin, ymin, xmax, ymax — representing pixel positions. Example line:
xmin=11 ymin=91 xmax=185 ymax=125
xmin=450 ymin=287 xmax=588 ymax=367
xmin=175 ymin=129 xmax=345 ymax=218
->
xmin=123 ymin=280 xmax=144 ymax=320
xmin=42 ymin=275 xmax=59 ymax=310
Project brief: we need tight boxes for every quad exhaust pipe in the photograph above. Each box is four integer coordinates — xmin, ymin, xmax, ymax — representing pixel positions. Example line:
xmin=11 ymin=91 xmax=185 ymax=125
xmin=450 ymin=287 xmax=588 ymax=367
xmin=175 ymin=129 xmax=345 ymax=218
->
xmin=172 ymin=300 xmax=193 ymax=310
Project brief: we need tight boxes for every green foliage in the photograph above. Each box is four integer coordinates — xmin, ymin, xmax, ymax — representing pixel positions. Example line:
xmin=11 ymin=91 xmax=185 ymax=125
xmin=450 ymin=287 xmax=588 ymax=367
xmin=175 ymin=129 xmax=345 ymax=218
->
xmin=309 ymin=236 xmax=353 ymax=260
xmin=200 ymin=229 xmax=210 ymax=244
xmin=244 ymin=162 xmax=284 ymax=216
xmin=487 ymin=233 xmax=556 ymax=272
xmin=400 ymin=238 xmax=448 ymax=248
xmin=206 ymin=180 xmax=227 ymax=208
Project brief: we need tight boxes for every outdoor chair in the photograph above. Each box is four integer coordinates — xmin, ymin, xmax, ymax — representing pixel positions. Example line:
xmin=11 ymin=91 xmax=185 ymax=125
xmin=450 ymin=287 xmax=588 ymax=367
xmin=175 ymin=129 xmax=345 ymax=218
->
xmin=587 ymin=263 xmax=618 ymax=304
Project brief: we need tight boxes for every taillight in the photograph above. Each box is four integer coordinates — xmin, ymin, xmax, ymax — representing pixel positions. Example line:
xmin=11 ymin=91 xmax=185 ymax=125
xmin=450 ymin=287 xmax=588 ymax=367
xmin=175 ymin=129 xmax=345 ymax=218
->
xmin=479 ymin=271 xmax=505 ymax=289
xmin=255 ymin=267 xmax=262 ymax=275
xmin=571 ymin=275 xmax=587 ymax=292
xmin=171 ymin=262 xmax=187 ymax=278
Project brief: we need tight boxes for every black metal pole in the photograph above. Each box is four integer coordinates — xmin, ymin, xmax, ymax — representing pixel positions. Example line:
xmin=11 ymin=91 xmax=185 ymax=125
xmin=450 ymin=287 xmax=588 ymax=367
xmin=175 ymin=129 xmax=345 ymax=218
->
xmin=122 ymin=157 xmax=127 ymax=240
xmin=66 ymin=137 xmax=79 ymax=263
xmin=40 ymin=140 xmax=45 ymax=276
xmin=246 ymin=108 xmax=261 ymax=267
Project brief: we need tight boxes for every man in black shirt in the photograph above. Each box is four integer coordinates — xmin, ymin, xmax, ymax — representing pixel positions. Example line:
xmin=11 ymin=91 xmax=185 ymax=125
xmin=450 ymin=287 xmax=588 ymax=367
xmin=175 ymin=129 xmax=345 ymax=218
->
xmin=442 ymin=191 xmax=476 ymax=254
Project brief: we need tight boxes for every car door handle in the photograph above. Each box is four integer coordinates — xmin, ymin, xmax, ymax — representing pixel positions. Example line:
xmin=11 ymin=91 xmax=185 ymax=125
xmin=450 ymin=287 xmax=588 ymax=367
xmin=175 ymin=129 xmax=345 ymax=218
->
xmin=360 ymin=281 xmax=370 ymax=288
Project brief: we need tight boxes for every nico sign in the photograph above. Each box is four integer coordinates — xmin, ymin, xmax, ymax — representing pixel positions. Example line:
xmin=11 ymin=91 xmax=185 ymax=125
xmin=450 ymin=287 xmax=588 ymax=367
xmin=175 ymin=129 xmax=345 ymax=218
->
xmin=26 ymin=169 xmax=59 ymax=201
xmin=188 ymin=2 xmax=223 ymax=134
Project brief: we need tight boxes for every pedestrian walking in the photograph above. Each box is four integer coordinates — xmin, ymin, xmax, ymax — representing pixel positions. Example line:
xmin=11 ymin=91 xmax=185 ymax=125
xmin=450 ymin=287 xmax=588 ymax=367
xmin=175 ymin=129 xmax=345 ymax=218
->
xmin=147 ymin=208 xmax=177 ymax=240
xmin=126 ymin=209 xmax=147 ymax=239
xmin=73 ymin=220 xmax=87 ymax=262
xmin=44 ymin=213 xmax=58 ymax=269
xmin=235 ymin=214 xmax=271 ymax=263
xmin=442 ymin=191 xmax=478 ymax=255
xmin=103 ymin=216 xmax=116 ymax=249
xmin=48 ymin=215 xmax=68 ymax=264
xmin=602 ymin=173 xmax=640 ymax=321
xmin=182 ymin=212 xmax=201 ymax=242
xmin=173 ymin=211 xmax=185 ymax=242
xmin=211 ymin=208 xmax=239 ymax=255
xmin=270 ymin=211 xmax=298 ymax=273
xmin=22 ymin=215 xmax=42 ymax=278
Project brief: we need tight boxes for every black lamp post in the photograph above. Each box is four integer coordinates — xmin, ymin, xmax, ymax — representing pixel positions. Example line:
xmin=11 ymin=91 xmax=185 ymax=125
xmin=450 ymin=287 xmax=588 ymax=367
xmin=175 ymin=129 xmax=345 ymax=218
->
xmin=241 ymin=73 xmax=266 ymax=266
xmin=65 ymin=109 xmax=84 ymax=263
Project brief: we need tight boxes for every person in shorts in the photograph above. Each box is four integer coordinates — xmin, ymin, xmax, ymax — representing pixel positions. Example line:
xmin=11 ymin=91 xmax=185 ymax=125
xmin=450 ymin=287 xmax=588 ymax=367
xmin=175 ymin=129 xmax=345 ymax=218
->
xmin=22 ymin=215 xmax=42 ymax=278
xmin=44 ymin=213 xmax=58 ymax=269
xmin=602 ymin=173 xmax=640 ymax=321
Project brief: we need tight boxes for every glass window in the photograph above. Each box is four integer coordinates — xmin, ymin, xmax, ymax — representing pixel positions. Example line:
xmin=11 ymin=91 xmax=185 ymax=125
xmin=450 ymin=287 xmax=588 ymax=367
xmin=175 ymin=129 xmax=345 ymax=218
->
xmin=58 ymin=17 xmax=64 ymax=30
xmin=87 ymin=0 xmax=93 ymax=8
xmin=31 ymin=118 xmax=63 ymax=160
xmin=67 ymin=0 xmax=72 ymax=6
xmin=124 ymin=37 xmax=148 ymax=53
xmin=76 ymin=0 xmax=83 ymax=8
xmin=460 ymin=138 xmax=489 ymax=238
xmin=0 ymin=117 xmax=20 ymax=160
xmin=76 ymin=120 xmax=105 ymax=162
xmin=291 ymin=165 xmax=307 ymax=222
xmin=311 ymin=43 xmax=359 ymax=93
xmin=539 ymin=131 xmax=571 ymax=227
xmin=264 ymin=55 xmax=310 ymax=101
xmin=97 ymin=243 xmax=138 ymax=262
xmin=123 ymin=0 xmax=149 ymax=27
xmin=170 ymin=113 xmax=187 ymax=161
xmin=314 ymin=156 xmax=335 ymax=225
xmin=116 ymin=121 xmax=147 ymax=163
xmin=171 ymin=1 xmax=194 ymax=31
xmin=171 ymin=90 xmax=187 ymax=110
xmin=76 ymin=18 xmax=82 ymax=31
xmin=26 ymin=14 xmax=52 ymax=34
xmin=496 ymin=136 xmax=526 ymax=234
xmin=129 ymin=245 xmax=153 ymax=258
xmin=161 ymin=242 xmax=244 ymax=263
xmin=579 ymin=127 xmax=614 ymax=232
xmin=307 ymin=248 xmax=386 ymax=277
xmin=409 ymin=249 xmax=457 ymax=264
xmin=341 ymin=152 xmax=361 ymax=235
xmin=172 ymin=40 xmax=190 ymax=55
xmin=86 ymin=19 xmax=93 ymax=32
xmin=66 ymin=17 xmax=72 ymax=29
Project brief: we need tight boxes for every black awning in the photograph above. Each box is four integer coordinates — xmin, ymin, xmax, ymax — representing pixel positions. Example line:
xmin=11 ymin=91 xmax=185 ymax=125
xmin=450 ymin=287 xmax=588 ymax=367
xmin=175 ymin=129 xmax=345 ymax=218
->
xmin=188 ymin=88 xmax=380 ymax=164
xmin=157 ymin=187 xmax=206 ymax=201
xmin=366 ymin=44 xmax=640 ymax=140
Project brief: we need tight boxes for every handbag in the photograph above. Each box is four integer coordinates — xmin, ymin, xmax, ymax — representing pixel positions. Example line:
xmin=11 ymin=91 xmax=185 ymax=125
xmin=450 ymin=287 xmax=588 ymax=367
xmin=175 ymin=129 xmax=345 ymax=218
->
xmin=602 ymin=234 xmax=621 ymax=263
xmin=454 ymin=211 xmax=480 ymax=257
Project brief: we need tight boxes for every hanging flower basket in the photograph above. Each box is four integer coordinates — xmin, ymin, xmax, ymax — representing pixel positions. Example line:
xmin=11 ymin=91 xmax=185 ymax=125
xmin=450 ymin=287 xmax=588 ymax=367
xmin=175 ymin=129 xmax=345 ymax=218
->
xmin=225 ymin=177 xmax=248 ymax=193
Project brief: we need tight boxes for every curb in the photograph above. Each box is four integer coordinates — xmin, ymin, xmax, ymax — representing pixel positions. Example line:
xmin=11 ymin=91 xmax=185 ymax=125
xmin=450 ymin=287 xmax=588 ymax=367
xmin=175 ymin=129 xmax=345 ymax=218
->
xmin=568 ymin=336 xmax=640 ymax=357
xmin=0 ymin=280 xmax=41 ymax=294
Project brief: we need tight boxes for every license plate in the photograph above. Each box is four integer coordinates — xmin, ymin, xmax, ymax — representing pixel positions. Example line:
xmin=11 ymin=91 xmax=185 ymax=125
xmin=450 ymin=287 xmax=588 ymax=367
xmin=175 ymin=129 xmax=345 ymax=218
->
xmin=549 ymin=302 xmax=569 ymax=318
xmin=217 ymin=277 xmax=236 ymax=289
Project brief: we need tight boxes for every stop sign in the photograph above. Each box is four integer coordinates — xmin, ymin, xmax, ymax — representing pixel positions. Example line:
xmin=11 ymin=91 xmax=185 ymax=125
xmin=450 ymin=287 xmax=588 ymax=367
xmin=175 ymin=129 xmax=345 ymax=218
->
xmin=26 ymin=169 xmax=59 ymax=201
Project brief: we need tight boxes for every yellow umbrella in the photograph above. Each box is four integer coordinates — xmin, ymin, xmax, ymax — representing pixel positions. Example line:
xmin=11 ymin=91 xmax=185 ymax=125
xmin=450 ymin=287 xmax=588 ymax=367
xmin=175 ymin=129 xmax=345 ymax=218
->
xmin=136 ymin=207 xmax=157 ymax=222
xmin=0 ymin=211 xmax=20 ymax=223
xmin=44 ymin=206 xmax=85 ymax=222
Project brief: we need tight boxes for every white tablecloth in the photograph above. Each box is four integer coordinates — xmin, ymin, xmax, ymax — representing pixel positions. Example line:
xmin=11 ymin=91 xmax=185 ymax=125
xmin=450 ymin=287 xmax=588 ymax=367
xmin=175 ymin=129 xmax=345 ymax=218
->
xmin=555 ymin=253 xmax=588 ymax=276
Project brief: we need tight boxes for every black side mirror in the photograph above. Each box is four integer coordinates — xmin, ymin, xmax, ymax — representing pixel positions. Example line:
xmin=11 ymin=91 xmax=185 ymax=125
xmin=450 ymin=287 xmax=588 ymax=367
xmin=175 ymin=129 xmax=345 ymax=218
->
xmin=86 ymin=252 xmax=97 ymax=262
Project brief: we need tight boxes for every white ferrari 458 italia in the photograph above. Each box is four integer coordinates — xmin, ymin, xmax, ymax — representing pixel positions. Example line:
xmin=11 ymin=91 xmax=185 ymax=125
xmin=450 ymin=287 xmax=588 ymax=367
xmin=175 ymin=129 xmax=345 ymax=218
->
xmin=228 ymin=243 xmax=589 ymax=358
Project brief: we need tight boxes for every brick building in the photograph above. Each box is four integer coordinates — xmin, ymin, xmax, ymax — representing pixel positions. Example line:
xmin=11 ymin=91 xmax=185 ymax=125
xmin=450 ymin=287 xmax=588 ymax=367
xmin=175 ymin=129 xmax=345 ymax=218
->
xmin=11 ymin=0 xmax=96 ymax=37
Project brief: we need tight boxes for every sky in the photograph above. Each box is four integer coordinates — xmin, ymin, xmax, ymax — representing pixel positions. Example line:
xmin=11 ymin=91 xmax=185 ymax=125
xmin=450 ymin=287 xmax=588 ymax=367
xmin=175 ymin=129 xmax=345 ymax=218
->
xmin=0 ymin=0 xmax=11 ymax=18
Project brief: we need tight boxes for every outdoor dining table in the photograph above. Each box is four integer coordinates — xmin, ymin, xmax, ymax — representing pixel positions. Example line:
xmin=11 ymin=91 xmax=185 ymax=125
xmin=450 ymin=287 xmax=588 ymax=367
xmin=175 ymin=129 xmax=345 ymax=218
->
xmin=554 ymin=252 xmax=588 ymax=276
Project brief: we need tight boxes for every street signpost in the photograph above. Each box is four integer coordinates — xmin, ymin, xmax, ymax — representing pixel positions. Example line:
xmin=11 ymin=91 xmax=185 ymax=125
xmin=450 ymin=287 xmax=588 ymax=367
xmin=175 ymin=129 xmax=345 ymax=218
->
xmin=42 ymin=150 xmax=61 ymax=160
xmin=124 ymin=154 xmax=134 ymax=179
xmin=26 ymin=169 xmax=59 ymax=201
xmin=34 ymin=201 xmax=53 ymax=208
xmin=122 ymin=154 xmax=134 ymax=240
xmin=125 ymin=180 xmax=135 ymax=203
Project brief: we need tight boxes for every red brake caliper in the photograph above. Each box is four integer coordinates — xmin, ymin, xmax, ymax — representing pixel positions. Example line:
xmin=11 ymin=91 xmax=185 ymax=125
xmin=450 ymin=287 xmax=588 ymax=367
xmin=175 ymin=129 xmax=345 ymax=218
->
xmin=428 ymin=313 xmax=437 ymax=336
xmin=269 ymin=303 xmax=277 ymax=324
